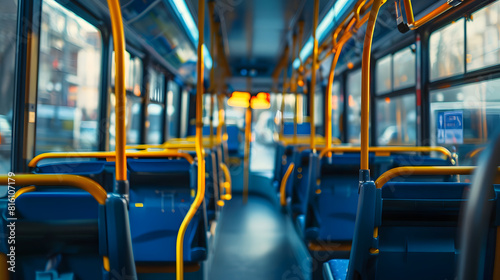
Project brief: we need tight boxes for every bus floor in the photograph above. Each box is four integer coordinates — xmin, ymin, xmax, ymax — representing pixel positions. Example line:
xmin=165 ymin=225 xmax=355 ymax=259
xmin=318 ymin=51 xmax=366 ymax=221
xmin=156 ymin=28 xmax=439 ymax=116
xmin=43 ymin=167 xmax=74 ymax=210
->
xmin=207 ymin=185 xmax=309 ymax=279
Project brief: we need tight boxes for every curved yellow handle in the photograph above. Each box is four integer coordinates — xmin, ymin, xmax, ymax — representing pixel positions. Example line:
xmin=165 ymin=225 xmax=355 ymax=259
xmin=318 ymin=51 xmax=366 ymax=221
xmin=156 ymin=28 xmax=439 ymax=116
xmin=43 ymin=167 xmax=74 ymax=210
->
xmin=13 ymin=186 xmax=36 ymax=200
xmin=360 ymin=0 xmax=385 ymax=170
xmin=374 ymin=166 xmax=500 ymax=189
xmin=219 ymin=163 xmax=232 ymax=201
xmin=29 ymin=151 xmax=194 ymax=167
xmin=280 ymin=163 xmax=295 ymax=207
xmin=1 ymin=174 xmax=107 ymax=205
xmin=468 ymin=147 xmax=486 ymax=159
xmin=319 ymin=146 xmax=452 ymax=160
xmin=404 ymin=0 xmax=453 ymax=29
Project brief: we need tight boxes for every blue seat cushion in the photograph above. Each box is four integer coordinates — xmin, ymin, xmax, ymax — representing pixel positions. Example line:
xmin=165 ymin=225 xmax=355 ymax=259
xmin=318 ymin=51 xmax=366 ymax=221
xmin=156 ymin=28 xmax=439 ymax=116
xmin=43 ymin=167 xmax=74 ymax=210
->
xmin=323 ymin=259 xmax=348 ymax=280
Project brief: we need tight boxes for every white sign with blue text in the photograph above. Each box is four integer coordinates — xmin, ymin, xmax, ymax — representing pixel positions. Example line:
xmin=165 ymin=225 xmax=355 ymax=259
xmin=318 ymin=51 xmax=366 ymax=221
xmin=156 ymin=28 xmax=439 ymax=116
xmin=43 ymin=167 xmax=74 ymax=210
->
xmin=437 ymin=111 xmax=463 ymax=144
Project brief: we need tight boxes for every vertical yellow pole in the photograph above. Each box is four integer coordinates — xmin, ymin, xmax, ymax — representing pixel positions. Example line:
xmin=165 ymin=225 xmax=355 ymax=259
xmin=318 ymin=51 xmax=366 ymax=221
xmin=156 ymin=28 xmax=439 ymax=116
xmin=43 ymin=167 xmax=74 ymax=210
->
xmin=280 ymin=47 xmax=290 ymax=140
xmin=290 ymin=33 xmax=298 ymax=144
xmin=310 ymin=0 xmax=319 ymax=151
xmin=209 ymin=1 xmax=216 ymax=148
xmin=290 ymin=34 xmax=298 ymax=97
xmin=243 ymin=107 xmax=252 ymax=204
xmin=107 ymin=0 xmax=127 ymax=183
xmin=403 ymin=0 xmax=415 ymax=25
xmin=360 ymin=0 xmax=383 ymax=171
xmin=176 ymin=0 xmax=206 ymax=279
xmin=295 ymin=21 xmax=304 ymax=144
xmin=325 ymin=42 xmax=344 ymax=157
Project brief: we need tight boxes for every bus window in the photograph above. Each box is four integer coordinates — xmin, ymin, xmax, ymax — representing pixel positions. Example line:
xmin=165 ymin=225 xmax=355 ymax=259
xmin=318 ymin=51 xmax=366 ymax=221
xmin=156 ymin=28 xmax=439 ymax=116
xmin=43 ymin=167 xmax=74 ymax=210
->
xmin=167 ymin=80 xmax=180 ymax=139
xmin=467 ymin=1 xmax=500 ymax=71
xmin=331 ymin=81 xmax=343 ymax=140
xmin=374 ymin=46 xmax=417 ymax=146
xmin=109 ymin=94 xmax=142 ymax=149
xmin=147 ymin=103 xmax=164 ymax=144
xmin=375 ymin=55 xmax=392 ymax=94
xmin=430 ymin=78 xmax=500 ymax=162
xmin=146 ymin=69 xmax=165 ymax=144
xmin=376 ymin=95 xmax=416 ymax=146
xmin=347 ymin=69 xmax=362 ymax=144
xmin=0 ymin=0 xmax=17 ymax=196
xmin=314 ymin=83 xmax=324 ymax=132
xmin=36 ymin=0 xmax=102 ymax=154
xmin=203 ymin=94 xmax=219 ymax=127
xmin=109 ymin=51 xmax=143 ymax=149
xmin=393 ymin=47 xmax=416 ymax=90
xmin=430 ymin=18 xmax=465 ymax=81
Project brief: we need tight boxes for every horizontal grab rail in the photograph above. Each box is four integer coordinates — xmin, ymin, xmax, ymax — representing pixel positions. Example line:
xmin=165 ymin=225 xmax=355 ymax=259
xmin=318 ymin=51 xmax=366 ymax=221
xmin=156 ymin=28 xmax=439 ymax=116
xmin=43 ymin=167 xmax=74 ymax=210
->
xmin=1 ymin=174 xmax=107 ymax=204
xmin=280 ymin=136 xmax=341 ymax=146
xmin=29 ymin=151 xmax=195 ymax=167
xmin=374 ymin=166 xmax=500 ymax=189
xmin=318 ymin=146 xmax=453 ymax=160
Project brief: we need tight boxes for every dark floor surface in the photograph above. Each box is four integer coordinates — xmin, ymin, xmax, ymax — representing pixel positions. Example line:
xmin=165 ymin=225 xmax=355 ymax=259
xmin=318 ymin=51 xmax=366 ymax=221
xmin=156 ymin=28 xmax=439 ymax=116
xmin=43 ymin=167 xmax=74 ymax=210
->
xmin=208 ymin=194 xmax=306 ymax=280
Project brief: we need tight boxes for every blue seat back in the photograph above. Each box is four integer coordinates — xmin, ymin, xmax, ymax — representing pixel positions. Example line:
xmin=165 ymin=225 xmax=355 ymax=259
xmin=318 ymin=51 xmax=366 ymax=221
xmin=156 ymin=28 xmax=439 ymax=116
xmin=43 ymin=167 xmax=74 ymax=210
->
xmin=226 ymin=125 xmax=241 ymax=154
xmin=346 ymin=181 xmax=499 ymax=279
xmin=127 ymin=159 xmax=207 ymax=262
xmin=291 ymin=150 xmax=317 ymax=217
xmin=305 ymin=153 xmax=455 ymax=242
xmin=283 ymin=122 xmax=311 ymax=135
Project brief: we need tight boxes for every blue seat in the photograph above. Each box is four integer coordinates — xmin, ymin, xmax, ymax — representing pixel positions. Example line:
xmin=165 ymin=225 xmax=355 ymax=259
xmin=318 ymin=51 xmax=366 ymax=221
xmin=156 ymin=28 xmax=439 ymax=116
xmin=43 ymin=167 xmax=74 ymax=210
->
xmin=324 ymin=182 xmax=499 ymax=280
xmin=226 ymin=125 xmax=241 ymax=156
xmin=283 ymin=122 xmax=311 ymax=135
xmin=35 ymin=160 xmax=115 ymax=192
xmin=305 ymin=153 xmax=455 ymax=243
xmin=184 ymin=149 xmax=219 ymax=222
xmin=11 ymin=156 xmax=210 ymax=278
xmin=323 ymin=259 xmax=349 ymax=280
xmin=0 ymin=189 xmax=135 ymax=280
xmin=128 ymin=159 xmax=208 ymax=263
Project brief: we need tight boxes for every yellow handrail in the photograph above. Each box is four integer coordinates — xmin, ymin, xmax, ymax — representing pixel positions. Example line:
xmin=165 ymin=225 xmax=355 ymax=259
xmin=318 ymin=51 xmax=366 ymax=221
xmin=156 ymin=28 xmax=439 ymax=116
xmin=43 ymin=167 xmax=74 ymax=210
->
xmin=310 ymin=0 xmax=319 ymax=151
xmin=360 ymin=0 xmax=384 ymax=171
xmin=1 ymin=174 xmax=107 ymax=205
xmin=126 ymin=144 xmax=165 ymax=150
xmin=318 ymin=146 xmax=452 ymax=160
xmin=325 ymin=42 xmax=345 ymax=158
xmin=219 ymin=163 xmax=232 ymax=201
xmin=208 ymin=1 xmax=216 ymax=148
xmin=295 ymin=21 xmax=305 ymax=145
xmin=404 ymin=0 xmax=452 ymax=29
xmin=468 ymin=147 xmax=486 ymax=159
xmin=176 ymin=0 xmax=206 ymax=278
xmin=374 ymin=166 xmax=500 ymax=188
xmin=29 ymin=151 xmax=195 ymax=167
xmin=280 ymin=136 xmax=341 ymax=147
xmin=280 ymin=163 xmax=295 ymax=206
xmin=13 ymin=186 xmax=36 ymax=200
xmin=107 ymin=0 xmax=127 ymax=182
